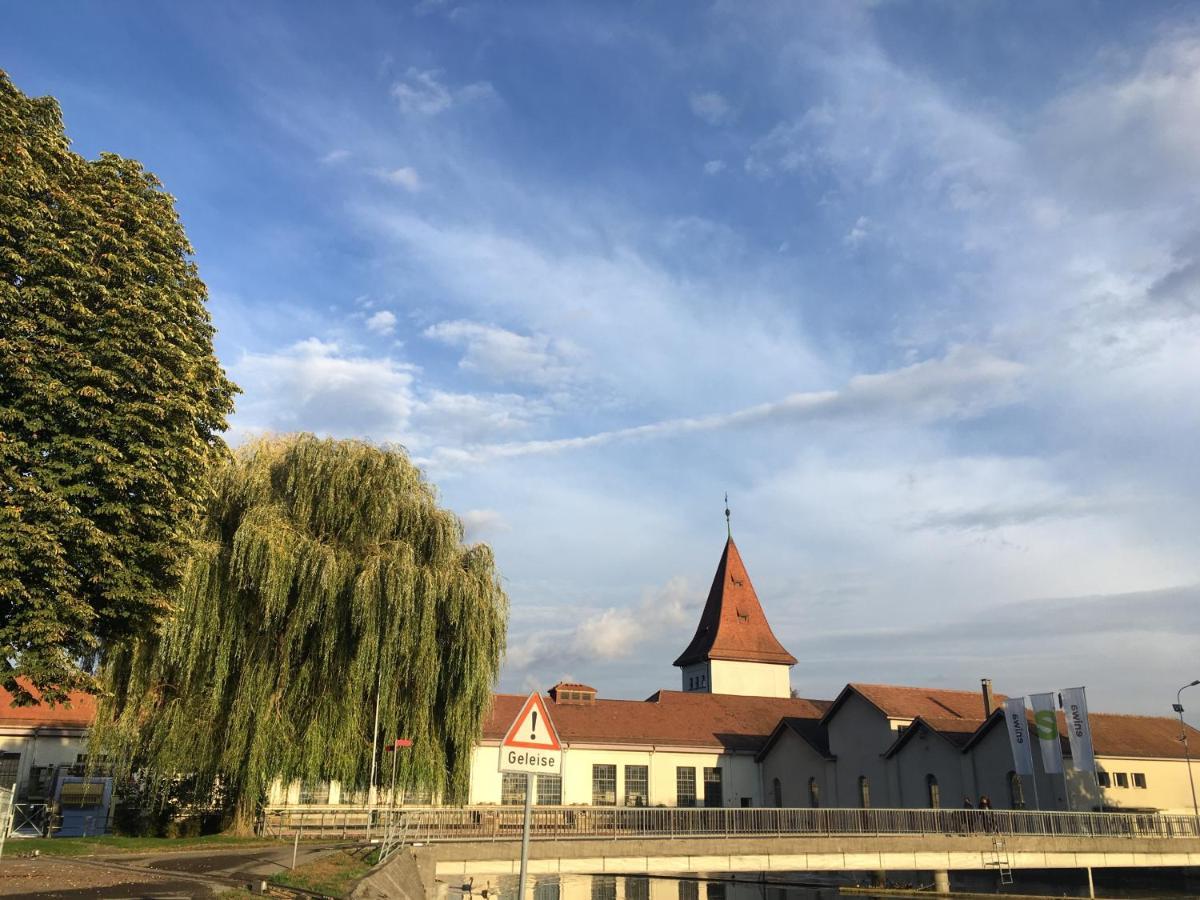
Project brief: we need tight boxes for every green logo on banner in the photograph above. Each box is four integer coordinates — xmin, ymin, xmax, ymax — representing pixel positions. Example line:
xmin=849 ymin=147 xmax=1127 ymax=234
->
xmin=1034 ymin=710 xmax=1059 ymax=741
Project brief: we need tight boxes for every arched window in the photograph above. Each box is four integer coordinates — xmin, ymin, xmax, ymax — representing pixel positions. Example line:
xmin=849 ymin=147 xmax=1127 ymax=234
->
xmin=926 ymin=773 xmax=940 ymax=809
xmin=808 ymin=777 xmax=820 ymax=809
xmin=858 ymin=776 xmax=870 ymax=809
xmin=1008 ymin=771 xmax=1026 ymax=810
xmin=772 ymin=777 xmax=783 ymax=808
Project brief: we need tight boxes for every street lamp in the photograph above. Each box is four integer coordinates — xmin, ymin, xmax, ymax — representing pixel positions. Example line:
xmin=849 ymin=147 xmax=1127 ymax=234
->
xmin=1174 ymin=680 xmax=1200 ymax=825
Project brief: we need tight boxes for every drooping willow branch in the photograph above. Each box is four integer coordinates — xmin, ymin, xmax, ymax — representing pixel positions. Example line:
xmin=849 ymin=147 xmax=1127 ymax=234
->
xmin=92 ymin=434 xmax=508 ymax=826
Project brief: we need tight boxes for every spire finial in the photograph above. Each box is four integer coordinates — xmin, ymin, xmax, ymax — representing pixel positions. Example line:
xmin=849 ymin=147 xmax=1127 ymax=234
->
xmin=724 ymin=492 xmax=731 ymax=539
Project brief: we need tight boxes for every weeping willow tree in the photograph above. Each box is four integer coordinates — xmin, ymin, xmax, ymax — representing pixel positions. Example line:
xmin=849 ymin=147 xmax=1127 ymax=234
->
xmin=92 ymin=434 xmax=508 ymax=831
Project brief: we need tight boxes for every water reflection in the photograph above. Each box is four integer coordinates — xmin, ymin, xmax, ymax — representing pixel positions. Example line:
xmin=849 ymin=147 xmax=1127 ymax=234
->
xmin=444 ymin=870 xmax=1195 ymax=900
xmin=444 ymin=873 xmax=857 ymax=900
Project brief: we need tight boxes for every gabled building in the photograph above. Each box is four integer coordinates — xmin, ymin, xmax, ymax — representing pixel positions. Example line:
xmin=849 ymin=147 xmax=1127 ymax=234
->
xmin=672 ymin=537 xmax=796 ymax=699
xmin=0 ymin=683 xmax=94 ymax=803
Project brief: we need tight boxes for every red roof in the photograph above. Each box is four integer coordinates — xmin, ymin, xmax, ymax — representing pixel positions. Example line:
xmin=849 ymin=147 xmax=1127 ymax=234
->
xmin=1 ymin=683 xmax=96 ymax=729
xmin=1082 ymin=712 xmax=1200 ymax=760
xmin=673 ymin=538 xmax=797 ymax=668
xmin=826 ymin=683 xmax=1005 ymax=723
xmin=483 ymin=689 xmax=829 ymax=753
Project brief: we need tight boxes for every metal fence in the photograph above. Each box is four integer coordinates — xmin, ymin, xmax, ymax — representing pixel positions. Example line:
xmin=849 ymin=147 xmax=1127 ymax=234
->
xmin=259 ymin=805 xmax=1200 ymax=842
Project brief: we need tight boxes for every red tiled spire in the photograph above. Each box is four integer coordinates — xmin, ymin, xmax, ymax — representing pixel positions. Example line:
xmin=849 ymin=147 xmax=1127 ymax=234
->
xmin=674 ymin=538 xmax=797 ymax=667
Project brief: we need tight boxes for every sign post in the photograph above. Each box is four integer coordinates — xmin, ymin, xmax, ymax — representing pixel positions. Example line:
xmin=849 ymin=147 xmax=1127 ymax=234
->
xmin=499 ymin=692 xmax=562 ymax=900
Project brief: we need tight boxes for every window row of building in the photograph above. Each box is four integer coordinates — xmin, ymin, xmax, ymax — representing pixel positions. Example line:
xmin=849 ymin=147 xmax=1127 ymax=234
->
xmin=1097 ymin=771 xmax=1148 ymax=789
xmin=500 ymin=765 xmax=726 ymax=807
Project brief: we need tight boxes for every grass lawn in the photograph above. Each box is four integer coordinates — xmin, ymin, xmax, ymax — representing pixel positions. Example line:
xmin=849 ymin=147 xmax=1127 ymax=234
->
xmin=270 ymin=847 xmax=378 ymax=898
xmin=5 ymin=833 xmax=282 ymax=857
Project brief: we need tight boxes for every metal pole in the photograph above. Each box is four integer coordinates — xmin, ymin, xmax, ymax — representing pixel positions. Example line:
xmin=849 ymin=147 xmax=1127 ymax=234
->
xmin=1176 ymin=682 xmax=1200 ymax=826
xmin=292 ymin=828 xmax=300 ymax=869
xmin=390 ymin=745 xmax=399 ymax=808
xmin=1085 ymin=865 xmax=1095 ymax=899
xmin=367 ymin=665 xmax=382 ymax=842
xmin=517 ymin=774 xmax=534 ymax=900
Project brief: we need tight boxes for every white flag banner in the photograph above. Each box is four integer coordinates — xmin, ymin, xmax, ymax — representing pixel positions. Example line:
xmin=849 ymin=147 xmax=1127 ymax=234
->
xmin=1030 ymin=691 xmax=1064 ymax=775
xmin=1059 ymin=687 xmax=1097 ymax=773
xmin=1003 ymin=697 xmax=1036 ymax=776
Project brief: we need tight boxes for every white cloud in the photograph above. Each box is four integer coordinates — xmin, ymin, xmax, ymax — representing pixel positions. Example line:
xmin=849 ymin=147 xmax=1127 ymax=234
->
xmin=379 ymin=167 xmax=422 ymax=192
xmin=423 ymin=319 xmax=576 ymax=386
xmin=420 ymin=346 xmax=1024 ymax=469
xmin=1036 ymin=33 xmax=1200 ymax=209
xmin=366 ymin=310 xmax=397 ymax=334
xmin=689 ymin=91 xmax=733 ymax=125
xmin=230 ymin=338 xmax=417 ymax=442
xmin=391 ymin=68 xmax=496 ymax=115
xmin=228 ymin=339 xmax=549 ymax=451
xmin=413 ymin=389 xmax=548 ymax=446
xmin=460 ymin=508 xmax=509 ymax=540
xmin=703 ymin=159 xmax=726 ymax=175
xmin=319 ymin=148 xmax=350 ymax=164
xmin=507 ymin=576 xmax=696 ymax=674
xmin=843 ymin=215 xmax=870 ymax=247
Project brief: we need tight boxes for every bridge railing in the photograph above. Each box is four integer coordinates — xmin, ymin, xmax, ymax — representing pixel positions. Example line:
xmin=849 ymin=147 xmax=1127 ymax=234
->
xmin=259 ymin=805 xmax=1200 ymax=842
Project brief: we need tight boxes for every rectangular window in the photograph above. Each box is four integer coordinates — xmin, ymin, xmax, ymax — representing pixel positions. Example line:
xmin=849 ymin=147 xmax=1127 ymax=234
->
xmin=626 ymin=877 xmax=650 ymax=900
xmin=534 ymin=879 xmax=561 ymax=900
xmin=678 ymin=882 xmax=699 ymax=900
xmin=536 ymin=774 xmax=562 ymax=805
xmin=0 ymin=753 xmax=19 ymax=791
xmin=1115 ymin=772 xmax=1129 ymax=788
xmin=1133 ymin=772 xmax=1147 ymax=789
xmin=624 ymin=765 xmax=649 ymax=807
xmin=502 ymin=772 xmax=527 ymax=805
xmin=703 ymin=767 xmax=723 ymax=808
xmin=591 ymin=875 xmax=616 ymax=900
xmin=592 ymin=764 xmax=617 ymax=806
xmin=676 ymin=767 xmax=697 ymax=807
xmin=706 ymin=883 xmax=727 ymax=900
xmin=1097 ymin=771 xmax=1111 ymax=787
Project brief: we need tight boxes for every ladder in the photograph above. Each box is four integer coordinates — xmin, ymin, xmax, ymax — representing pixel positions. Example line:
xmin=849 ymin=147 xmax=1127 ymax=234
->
xmin=377 ymin=809 xmax=410 ymax=864
xmin=990 ymin=837 xmax=1014 ymax=885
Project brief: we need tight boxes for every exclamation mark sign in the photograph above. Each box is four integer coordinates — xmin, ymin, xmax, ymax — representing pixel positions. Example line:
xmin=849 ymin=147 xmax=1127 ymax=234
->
xmin=530 ymin=710 xmax=538 ymax=741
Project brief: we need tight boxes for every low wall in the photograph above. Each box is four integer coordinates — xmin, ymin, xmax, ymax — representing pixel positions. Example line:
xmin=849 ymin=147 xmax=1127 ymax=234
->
xmin=425 ymin=834 xmax=1200 ymax=878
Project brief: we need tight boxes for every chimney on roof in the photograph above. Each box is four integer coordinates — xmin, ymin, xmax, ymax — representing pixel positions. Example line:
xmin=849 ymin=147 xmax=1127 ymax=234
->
xmin=549 ymin=682 xmax=596 ymax=705
xmin=981 ymin=678 xmax=995 ymax=717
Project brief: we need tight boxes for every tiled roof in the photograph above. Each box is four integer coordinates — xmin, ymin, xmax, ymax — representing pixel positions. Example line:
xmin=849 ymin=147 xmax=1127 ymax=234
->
xmin=0 ymin=683 xmax=96 ymax=729
xmin=1084 ymin=712 xmax=1199 ymax=760
xmin=966 ymin=708 xmax=1200 ymax=761
xmin=482 ymin=689 xmax=829 ymax=753
xmin=550 ymin=682 xmax=596 ymax=692
xmin=828 ymin=683 xmax=1005 ymax=723
xmin=673 ymin=538 xmax=798 ymax=668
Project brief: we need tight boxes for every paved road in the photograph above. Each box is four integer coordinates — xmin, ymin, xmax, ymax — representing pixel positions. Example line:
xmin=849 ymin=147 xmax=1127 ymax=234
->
xmin=0 ymin=843 xmax=346 ymax=899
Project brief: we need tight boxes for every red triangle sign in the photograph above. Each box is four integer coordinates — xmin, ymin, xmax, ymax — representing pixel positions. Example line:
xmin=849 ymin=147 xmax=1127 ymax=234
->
xmin=501 ymin=691 xmax=562 ymax=751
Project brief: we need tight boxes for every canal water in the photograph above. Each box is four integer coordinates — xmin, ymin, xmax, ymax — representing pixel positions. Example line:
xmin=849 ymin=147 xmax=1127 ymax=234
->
xmin=440 ymin=871 xmax=1199 ymax=899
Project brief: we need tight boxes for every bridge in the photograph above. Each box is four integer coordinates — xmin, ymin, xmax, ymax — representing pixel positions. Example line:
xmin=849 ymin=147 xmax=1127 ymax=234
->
xmin=262 ymin=806 xmax=1200 ymax=896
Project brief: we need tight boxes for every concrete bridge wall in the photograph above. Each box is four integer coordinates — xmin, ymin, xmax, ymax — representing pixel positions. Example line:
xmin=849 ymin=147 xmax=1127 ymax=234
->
xmin=426 ymin=834 xmax=1200 ymax=878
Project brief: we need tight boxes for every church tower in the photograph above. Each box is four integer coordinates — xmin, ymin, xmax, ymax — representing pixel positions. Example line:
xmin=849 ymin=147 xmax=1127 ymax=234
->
xmin=673 ymin=536 xmax=797 ymax=698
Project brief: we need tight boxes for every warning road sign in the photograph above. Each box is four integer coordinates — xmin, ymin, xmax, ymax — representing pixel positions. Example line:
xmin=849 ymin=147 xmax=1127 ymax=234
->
xmin=498 ymin=691 xmax=563 ymax=776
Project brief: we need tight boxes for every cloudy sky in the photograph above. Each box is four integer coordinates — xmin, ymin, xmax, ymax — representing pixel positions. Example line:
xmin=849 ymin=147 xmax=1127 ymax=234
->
xmin=7 ymin=2 xmax=1199 ymax=714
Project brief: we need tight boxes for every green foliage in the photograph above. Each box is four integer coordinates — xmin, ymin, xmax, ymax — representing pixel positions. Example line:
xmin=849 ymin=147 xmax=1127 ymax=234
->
xmin=0 ymin=71 xmax=238 ymax=703
xmin=93 ymin=434 xmax=508 ymax=828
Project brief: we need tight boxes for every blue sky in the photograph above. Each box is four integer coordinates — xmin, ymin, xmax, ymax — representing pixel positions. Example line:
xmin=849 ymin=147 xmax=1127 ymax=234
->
xmin=7 ymin=2 xmax=1200 ymax=713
